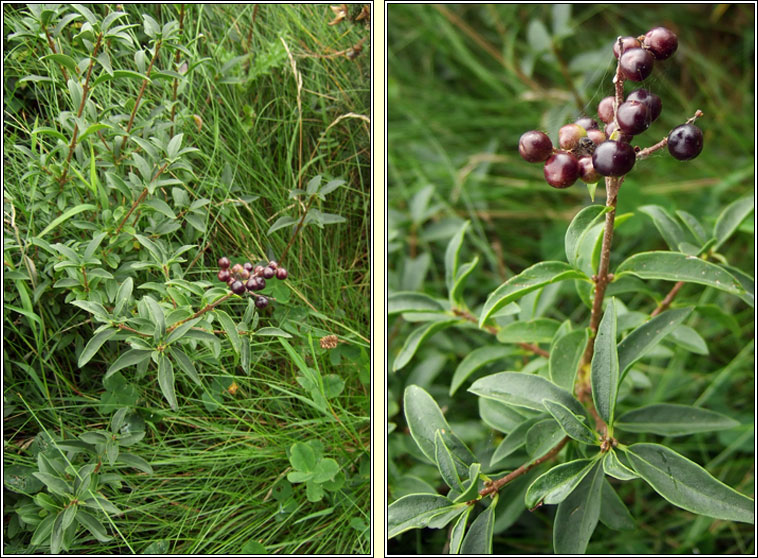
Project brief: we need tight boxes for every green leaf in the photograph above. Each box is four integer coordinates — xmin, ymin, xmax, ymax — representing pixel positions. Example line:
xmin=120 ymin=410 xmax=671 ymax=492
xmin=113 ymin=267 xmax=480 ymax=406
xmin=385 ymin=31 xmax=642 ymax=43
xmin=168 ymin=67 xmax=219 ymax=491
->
xmin=312 ymin=458 xmax=339 ymax=483
xmin=527 ymin=18 xmax=552 ymax=52
xmin=50 ymin=512 xmax=64 ymax=554
xmin=105 ymin=349 xmax=152 ymax=380
xmin=170 ymin=347 xmax=202 ymax=387
xmin=450 ymin=257 xmax=479 ymax=305
xmin=445 ymin=220 xmax=469 ymax=294
xmin=388 ymin=291 xmax=445 ymax=315
xmin=319 ymin=178 xmax=345 ymax=197
xmin=31 ymin=472 xmax=71 ymax=497
xmin=565 ymin=205 xmax=611 ymax=267
xmin=496 ymin=318 xmax=560 ymax=344
xmin=615 ymin=252 xmax=745 ymax=296
xmin=143 ymin=296 xmax=165 ymax=340
xmin=157 ymin=355 xmax=177 ymax=410
xmin=469 ymin=371 xmax=585 ymax=417
xmin=591 ymin=299 xmax=619 ymax=425
xmin=290 ymin=442 xmax=317 ymax=471
xmin=480 ymin=262 xmax=587 ymax=327
xmin=404 ymin=385 xmax=475 ymax=467
xmin=71 ymin=300 xmax=110 ymax=321
xmin=41 ymin=53 xmax=78 ymax=75
xmin=459 ymin=500 xmax=496 ymax=554
xmin=615 ymin=404 xmax=739 ymax=436
xmin=553 ymin=459 xmax=604 ymax=553
xmin=82 ymin=495 xmax=122 ymax=516
xmin=255 ymin=327 xmax=292 ymax=338
xmin=267 ymin=215 xmax=299 ymax=235
xmin=617 ymin=307 xmax=693 ymax=380
xmin=448 ymin=506 xmax=472 ymax=554
xmin=490 ymin=417 xmax=541 ymax=466
xmin=525 ymin=418 xmax=565 ymax=458
xmin=450 ymin=345 xmax=514 ymax=396
xmin=215 ymin=309 xmax=240 ymax=355
xmin=676 ymin=210 xmax=707 ymax=245
xmin=143 ymin=198 xmax=176 ymax=219
xmin=164 ymin=317 xmax=202 ymax=345
xmin=76 ymin=510 xmax=112 ymax=542
xmin=79 ymin=328 xmax=118 ymax=367
xmin=113 ymin=278 xmax=133 ymax=316
xmin=549 ymin=328 xmax=589 ymax=391
xmin=392 ymin=319 xmax=457 ymax=372
xmin=451 ymin=463 xmax=483 ymax=503
xmin=639 ymin=205 xmax=693 ymax=251
xmin=599 ymin=479 xmax=635 ymax=530
xmin=525 ymin=458 xmax=596 ymax=508
xmin=668 ymin=325 xmax=708 ymax=354
xmin=626 ymin=443 xmax=754 ymax=523
xmin=387 ymin=494 xmax=461 ymax=539
xmin=713 ymin=195 xmax=754 ymax=251
xmin=544 ymin=399 xmax=597 ymax=445
xmin=435 ymin=430 xmax=464 ymax=490
xmin=602 ymin=449 xmax=638 ymax=480
xmin=38 ymin=204 xmax=96 ymax=238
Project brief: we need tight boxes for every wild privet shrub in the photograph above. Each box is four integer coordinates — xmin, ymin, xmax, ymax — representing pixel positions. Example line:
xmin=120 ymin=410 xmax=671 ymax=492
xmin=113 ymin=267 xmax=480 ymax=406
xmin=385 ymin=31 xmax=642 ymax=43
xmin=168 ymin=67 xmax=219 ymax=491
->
xmin=388 ymin=27 xmax=754 ymax=554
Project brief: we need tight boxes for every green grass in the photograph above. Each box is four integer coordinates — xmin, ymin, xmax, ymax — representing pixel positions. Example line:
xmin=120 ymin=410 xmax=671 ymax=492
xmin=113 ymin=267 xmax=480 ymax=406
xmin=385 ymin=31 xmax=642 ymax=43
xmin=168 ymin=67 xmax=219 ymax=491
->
xmin=4 ymin=4 xmax=369 ymax=554
xmin=388 ymin=4 xmax=753 ymax=554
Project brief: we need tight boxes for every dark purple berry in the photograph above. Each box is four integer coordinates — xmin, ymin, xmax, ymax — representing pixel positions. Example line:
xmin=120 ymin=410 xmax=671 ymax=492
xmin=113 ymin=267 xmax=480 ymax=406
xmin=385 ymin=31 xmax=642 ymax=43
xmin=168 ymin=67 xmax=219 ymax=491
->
xmin=597 ymin=96 xmax=616 ymax=124
xmin=574 ymin=117 xmax=599 ymax=131
xmin=558 ymin=123 xmax=587 ymax=150
xmin=577 ymin=156 xmax=600 ymax=184
xmin=262 ymin=266 xmax=275 ymax=279
xmin=218 ymin=269 xmax=231 ymax=282
xmin=276 ymin=267 xmax=288 ymax=280
xmin=243 ymin=262 xmax=254 ymax=272
xmin=616 ymin=100 xmax=651 ymax=135
xmin=626 ymin=89 xmax=662 ymax=122
xmin=667 ymin=123 xmax=703 ymax=160
xmin=255 ymin=296 xmax=269 ymax=309
xmin=218 ymin=257 xmax=231 ymax=269
xmin=592 ymin=140 xmax=636 ymax=177
xmin=643 ymin=27 xmax=678 ymax=60
xmin=587 ymin=129 xmax=606 ymax=145
xmin=619 ymin=48 xmax=655 ymax=81
xmin=543 ymin=152 xmax=580 ymax=189
xmin=518 ymin=130 xmax=554 ymax=163
xmin=230 ymin=280 xmax=245 ymax=295
xmin=613 ymin=36 xmax=642 ymax=59
xmin=246 ymin=277 xmax=257 ymax=291
xmin=604 ymin=122 xmax=633 ymax=144
xmin=268 ymin=260 xmax=279 ymax=269
xmin=254 ymin=265 xmax=264 ymax=276
xmin=231 ymin=263 xmax=243 ymax=274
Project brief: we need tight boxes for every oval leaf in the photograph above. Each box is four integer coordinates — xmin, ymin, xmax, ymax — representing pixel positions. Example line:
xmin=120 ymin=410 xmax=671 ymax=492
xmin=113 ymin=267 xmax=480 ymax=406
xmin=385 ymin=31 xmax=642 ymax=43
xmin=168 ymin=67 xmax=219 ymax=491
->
xmin=549 ymin=328 xmax=589 ymax=391
xmin=591 ymin=299 xmax=619 ymax=425
xmin=525 ymin=458 xmax=596 ymax=508
xmin=565 ymin=205 xmax=611 ymax=267
xmin=392 ymin=319 xmax=457 ymax=372
xmin=553 ymin=459 xmax=604 ymax=554
xmin=451 ymin=345 xmax=514 ymax=396
xmin=79 ymin=328 xmax=118 ymax=368
xmin=387 ymin=493 xmax=457 ymax=539
xmin=459 ymin=500 xmax=495 ymax=554
xmin=615 ymin=404 xmax=739 ymax=436
xmin=544 ymin=399 xmax=597 ymax=445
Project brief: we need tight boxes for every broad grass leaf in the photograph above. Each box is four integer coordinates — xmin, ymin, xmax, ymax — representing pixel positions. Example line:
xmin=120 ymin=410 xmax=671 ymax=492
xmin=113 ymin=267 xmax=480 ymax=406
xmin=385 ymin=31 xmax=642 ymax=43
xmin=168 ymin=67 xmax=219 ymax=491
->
xmin=615 ymin=251 xmax=745 ymax=296
xmin=615 ymin=404 xmax=739 ymax=436
xmin=590 ymin=299 xmax=618 ymax=425
xmin=553 ymin=459 xmax=604 ymax=553
xmin=626 ymin=443 xmax=754 ymax=523
xmin=617 ymin=307 xmax=693 ymax=380
xmin=525 ymin=458 xmax=596 ymax=508
xmin=480 ymin=262 xmax=587 ymax=327
xmin=459 ymin=499 xmax=495 ymax=554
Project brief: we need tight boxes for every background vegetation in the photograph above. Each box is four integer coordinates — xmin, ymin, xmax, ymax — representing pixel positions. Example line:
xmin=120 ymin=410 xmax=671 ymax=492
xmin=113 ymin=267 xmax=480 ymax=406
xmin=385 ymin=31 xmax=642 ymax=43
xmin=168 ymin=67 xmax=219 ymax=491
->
xmin=387 ymin=4 xmax=753 ymax=554
xmin=4 ymin=4 xmax=370 ymax=554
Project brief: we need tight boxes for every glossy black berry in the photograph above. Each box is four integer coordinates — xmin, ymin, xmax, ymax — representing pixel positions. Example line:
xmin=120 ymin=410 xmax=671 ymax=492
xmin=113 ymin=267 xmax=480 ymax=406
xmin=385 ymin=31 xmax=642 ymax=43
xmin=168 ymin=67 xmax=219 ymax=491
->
xmin=518 ymin=130 xmax=554 ymax=163
xmin=619 ymin=48 xmax=655 ymax=81
xmin=613 ymin=36 xmax=641 ymax=59
xmin=616 ymin=100 xmax=651 ymax=135
xmin=218 ymin=257 xmax=231 ymax=269
xmin=667 ymin=124 xmax=703 ymax=160
xmin=626 ymin=89 xmax=662 ymax=122
xmin=218 ymin=269 xmax=231 ymax=282
xmin=262 ymin=266 xmax=275 ymax=279
xmin=276 ymin=267 xmax=288 ymax=280
xmin=543 ymin=152 xmax=580 ymax=189
xmin=255 ymin=296 xmax=269 ymax=309
xmin=592 ymin=140 xmax=636 ymax=177
xmin=230 ymin=280 xmax=245 ymax=295
xmin=643 ymin=27 xmax=678 ymax=60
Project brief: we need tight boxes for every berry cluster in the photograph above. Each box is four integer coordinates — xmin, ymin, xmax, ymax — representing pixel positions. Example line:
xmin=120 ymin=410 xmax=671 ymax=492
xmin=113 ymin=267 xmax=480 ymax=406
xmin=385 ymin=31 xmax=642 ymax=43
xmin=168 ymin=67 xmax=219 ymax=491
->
xmin=518 ymin=26 xmax=703 ymax=189
xmin=216 ymin=256 xmax=288 ymax=308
